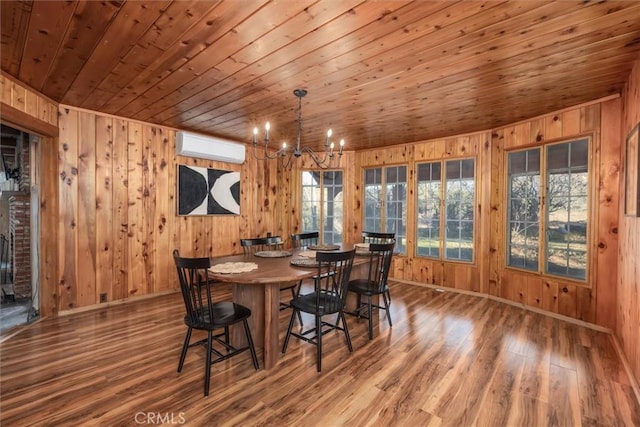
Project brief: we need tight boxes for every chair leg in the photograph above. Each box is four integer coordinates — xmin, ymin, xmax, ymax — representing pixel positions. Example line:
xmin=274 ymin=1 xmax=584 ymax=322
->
xmin=243 ymin=319 xmax=260 ymax=370
xmin=340 ymin=311 xmax=353 ymax=352
xmin=282 ymin=308 xmax=297 ymax=353
xmin=178 ymin=327 xmax=192 ymax=373
xmin=204 ymin=331 xmax=213 ymax=397
xmin=383 ymin=291 xmax=393 ymax=328
xmin=224 ymin=326 xmax=230 ymax=345
xmin=290 ymin=286 xmax=303 ymax=326
xmin=368 ymin=295 xmax=374 ymax=340
xmin=316 ymin=314 xmax=322 ymax=372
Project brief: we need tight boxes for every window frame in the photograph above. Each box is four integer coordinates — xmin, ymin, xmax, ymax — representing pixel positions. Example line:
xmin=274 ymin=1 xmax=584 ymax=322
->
xmin=415 ymin=156 xmax=477 ymax=264
xmin=362 ymin=164 xmax=408 ymax=255
xmin=503 ymin=137 xmax=592 ymax=283
xmin=300 ymin=169 xmax=344 ymax=245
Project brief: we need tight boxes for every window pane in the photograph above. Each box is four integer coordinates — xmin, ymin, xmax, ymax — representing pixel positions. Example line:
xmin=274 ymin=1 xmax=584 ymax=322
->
xmin=570 ymin=139 xmax=588 ymax=168
xmin=444 ymin=159 xmax=475 ymax=262
xmin=547 ymin=143 xmax=569 ymax=171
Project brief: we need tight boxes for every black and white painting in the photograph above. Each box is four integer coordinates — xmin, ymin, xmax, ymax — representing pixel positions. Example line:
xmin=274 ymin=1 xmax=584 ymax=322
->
xmin=178 ymin=165 xmax=240 ymax=215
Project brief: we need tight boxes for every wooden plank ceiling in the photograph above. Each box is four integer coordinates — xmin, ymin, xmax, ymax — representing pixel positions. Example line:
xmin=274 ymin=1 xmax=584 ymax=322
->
xmin=2 ymin=0 xmax=640 ymax=152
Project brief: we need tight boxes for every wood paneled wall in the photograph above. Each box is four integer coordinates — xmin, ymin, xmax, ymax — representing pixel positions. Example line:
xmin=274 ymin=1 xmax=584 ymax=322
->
xmin=353 ymin=134 xmax=492 ymax=295
xmin=351 ymin=100 xmax=620 ymax=330
xmin=618 ymin=59 xmax=640 ymax=385
xmin=490 ymin=102 xmax=620 ymax=328
xmin=55 ymin=106 xmax=278 ymax=311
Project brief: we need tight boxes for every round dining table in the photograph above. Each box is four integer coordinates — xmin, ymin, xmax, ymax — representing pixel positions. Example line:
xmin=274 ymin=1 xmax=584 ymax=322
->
xmin=208 ymin=246 xmax=370 ymax=370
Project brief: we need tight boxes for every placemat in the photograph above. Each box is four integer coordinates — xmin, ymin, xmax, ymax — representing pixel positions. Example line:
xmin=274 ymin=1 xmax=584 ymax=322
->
xmin=307 ymin=244 xmax=340 ymax=251
xmin=290 ymin=257 xmax=319 ymax=268
xmin=254 ymin=250 xmax=292 ymax=258
xmin=209 ymin=262 xmax=258 ymax=274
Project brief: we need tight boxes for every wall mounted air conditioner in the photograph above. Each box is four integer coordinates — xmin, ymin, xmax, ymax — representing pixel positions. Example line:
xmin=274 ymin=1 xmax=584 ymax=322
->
xmin=176 ymin=131 xmax=246 ymax=164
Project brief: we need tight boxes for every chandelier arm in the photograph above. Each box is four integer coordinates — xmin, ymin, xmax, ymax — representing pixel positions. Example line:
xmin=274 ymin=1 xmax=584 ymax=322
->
xmin=299 ymin=145 xmax=329 ymax=166
xmin=252 ymin=143 xmax=282 ymax=160
xmin=280 ymin=150 xmax=295 ymax=170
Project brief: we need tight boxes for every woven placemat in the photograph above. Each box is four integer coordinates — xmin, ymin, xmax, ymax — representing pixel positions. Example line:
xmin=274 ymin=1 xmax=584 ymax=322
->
xmin=209 ymin=262 xmax=258 ymax=274
xmin=290 ymin=257 xmax=318 ymax=268
xmin=307 ymin=244 xmax=340 ymax=251
xmin=254 ymin=250 xmax=292 ymax=258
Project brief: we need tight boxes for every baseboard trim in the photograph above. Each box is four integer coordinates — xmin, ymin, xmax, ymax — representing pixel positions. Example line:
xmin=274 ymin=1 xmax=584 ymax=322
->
xmin=610 ymin=333 xmax=640 ymax=406
xmin=393 ymin=278 xmax=612 ymax=333
xmin=57 ymin=289 xmax=180 ymax=316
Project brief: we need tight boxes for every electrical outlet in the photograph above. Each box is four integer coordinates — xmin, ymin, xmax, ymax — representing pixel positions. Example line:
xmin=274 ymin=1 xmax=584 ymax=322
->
xmin=100 ymin=293 xmax=107 ymax=303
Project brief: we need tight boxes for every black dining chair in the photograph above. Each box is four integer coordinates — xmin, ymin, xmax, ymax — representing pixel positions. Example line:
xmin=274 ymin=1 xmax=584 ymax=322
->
xmin=362 ymin=231 xmax=396 ymax=244
xmin=289 ymin=231 xmax=320 ymax=323
xmin=240 ymin=236 xmax=283 ymax=255
xmin=282 ymin=249 xmax=356 ymax=372
xmin=173 ymin=250 xmax=259 ymax=396
xmin=361 ymin=231 xmax=396 ymax=302
xmin=240 ymin=236 xmax=302 ymax=325
xmin=347 ymin=242 xmax=395 ymax=340
xmin=290 ymin=231 xmax=319 ymax=249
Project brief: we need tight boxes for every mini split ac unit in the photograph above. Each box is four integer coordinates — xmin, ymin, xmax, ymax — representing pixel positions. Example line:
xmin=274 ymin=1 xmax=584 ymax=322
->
xmin=175 ymin=131 xmax=246 ymax=164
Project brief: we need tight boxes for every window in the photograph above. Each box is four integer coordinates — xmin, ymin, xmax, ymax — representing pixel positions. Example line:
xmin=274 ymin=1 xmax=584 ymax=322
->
xmin=363 ymin=166 xmax=407 ymax=254
xmin=415 ymin=158 xmax=476 ymax=262
xmin=301 ymin=170 xmax=343 ymax=244
xmin=506 ymin=138 xmax=589 ymax=281
xmin=444 ymin=159 xmax=475 ymax=261
xmin=416 ymin=162 xmax=441 ymax=258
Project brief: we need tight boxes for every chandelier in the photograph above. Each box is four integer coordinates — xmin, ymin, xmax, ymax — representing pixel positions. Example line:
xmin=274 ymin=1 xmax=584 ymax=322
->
xmin=252 ymin=89 xmax=344 ymax=169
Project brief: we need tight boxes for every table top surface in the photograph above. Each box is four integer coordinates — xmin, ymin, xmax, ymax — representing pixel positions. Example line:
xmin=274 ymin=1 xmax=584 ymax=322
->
xmin=209 ymin=245 xmax=368 ymax=284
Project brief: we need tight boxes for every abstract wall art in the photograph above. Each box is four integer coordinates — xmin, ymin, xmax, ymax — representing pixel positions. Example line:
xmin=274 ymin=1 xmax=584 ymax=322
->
xmin=177 ymin=164 xmax=240 ymax=215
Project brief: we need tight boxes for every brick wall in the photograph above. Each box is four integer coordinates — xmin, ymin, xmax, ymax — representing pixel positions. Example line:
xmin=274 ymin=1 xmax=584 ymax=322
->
xmin=9 ymin=194 xmax=30 ymax=298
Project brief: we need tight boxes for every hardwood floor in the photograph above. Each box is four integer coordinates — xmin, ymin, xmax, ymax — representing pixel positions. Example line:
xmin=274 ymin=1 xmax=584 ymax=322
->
xmin=1 ymin=281 xmax=638 ymax=426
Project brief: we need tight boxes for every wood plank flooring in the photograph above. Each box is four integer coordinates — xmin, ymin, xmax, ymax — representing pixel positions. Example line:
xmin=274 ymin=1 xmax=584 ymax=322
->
xmin=1 ymin=282 xmax=638 ymax=426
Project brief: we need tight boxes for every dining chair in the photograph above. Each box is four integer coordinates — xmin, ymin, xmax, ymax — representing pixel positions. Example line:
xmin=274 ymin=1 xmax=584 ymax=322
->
xmin=361 ymin=231 xmax=396 ymax=244
xmin=290 ymin=231 xmax=319 ymax=249
xmin=240 ymin=236 xmax=302 ymax=325
xmin=361 ymin=231 xmax=396 ymax=302
xmin=282 ymin=249 xmax=356 ymax=372
xmin=173 ymin=250 xmax=259 ymax=396
xmin=346 ymin=242 xmax=395 ymax=340
xmin=289 ymin=231 xmax=320 ymax=322
xmin=240 ymin=236 xmax=283 ymax=255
